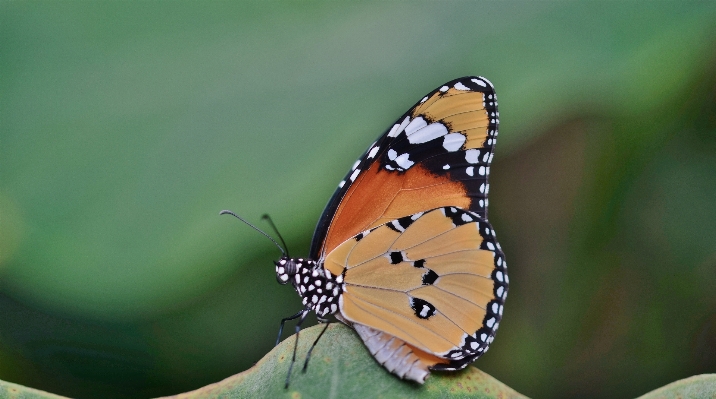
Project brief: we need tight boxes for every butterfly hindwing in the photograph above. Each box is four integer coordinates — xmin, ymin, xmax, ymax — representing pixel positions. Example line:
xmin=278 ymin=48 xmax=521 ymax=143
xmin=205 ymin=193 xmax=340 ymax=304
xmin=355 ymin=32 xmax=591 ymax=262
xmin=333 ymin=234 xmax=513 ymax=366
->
xmin=325 ymin=207 xmax=508 ymax=365
xmin=310 ymin=77 xmax=499 ymax=259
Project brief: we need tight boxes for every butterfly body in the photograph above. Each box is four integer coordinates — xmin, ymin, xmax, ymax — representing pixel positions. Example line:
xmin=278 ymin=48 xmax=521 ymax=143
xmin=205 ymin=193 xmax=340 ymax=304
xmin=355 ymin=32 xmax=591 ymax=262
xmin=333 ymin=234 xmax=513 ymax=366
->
xmin=270 ymin=76 xmax=507 ymax=384
xmin=275 ymin=256 xmax=343 ymax=318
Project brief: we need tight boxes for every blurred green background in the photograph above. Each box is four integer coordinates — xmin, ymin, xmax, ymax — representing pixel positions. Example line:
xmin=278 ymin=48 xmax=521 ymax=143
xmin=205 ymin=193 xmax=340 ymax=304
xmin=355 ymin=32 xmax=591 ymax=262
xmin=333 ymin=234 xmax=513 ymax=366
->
xmin=1 ymin=2 xmax=716 ymax=398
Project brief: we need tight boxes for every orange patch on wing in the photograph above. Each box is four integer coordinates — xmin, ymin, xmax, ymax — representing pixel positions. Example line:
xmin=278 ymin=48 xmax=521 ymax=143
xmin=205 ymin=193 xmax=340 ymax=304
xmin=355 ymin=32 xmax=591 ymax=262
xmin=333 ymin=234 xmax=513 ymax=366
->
xmin=322 ymin=235 xmax=354 ymax=276
xmin=434 ymin=274 xmax=495 ymax=307
xmin=405 ymin=222 xmax=483 ymax=260
xmin=391 ymin=210 xmax=455 ymax=250
xmin=345 ymin=258 xmax=424 ymax=291
xmin=322 ymin=162 xmax=469 ymax=256
xmin=409 ymin=285 xmax=486 ymax=334
xmin=444 ymin=111 xmax=488 ymax=137
xmin=422 ymin=250 xmax=495 ymax=277
xmin=464 ymin=128 xmax=489 ymax=149
xmin=342 ymin=286 xmax=463 ymax=355
xmin=346 ymin=227 xmax=400 ymax=266
xmin=416 ymin=91 xmax=482 ymax=120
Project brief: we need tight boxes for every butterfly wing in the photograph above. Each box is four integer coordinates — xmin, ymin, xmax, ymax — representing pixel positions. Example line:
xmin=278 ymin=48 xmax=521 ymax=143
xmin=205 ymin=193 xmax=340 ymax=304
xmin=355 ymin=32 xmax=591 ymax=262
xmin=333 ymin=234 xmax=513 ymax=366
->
xmin=324 ymin=207 xmax=507 ymax=375
xmin=310 ymin=76 xmax=499 ymax=260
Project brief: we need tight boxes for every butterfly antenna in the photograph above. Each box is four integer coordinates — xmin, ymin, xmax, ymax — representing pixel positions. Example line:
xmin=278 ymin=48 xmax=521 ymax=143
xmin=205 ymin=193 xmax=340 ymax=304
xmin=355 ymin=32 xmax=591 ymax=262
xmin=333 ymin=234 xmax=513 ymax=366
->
xmin=220 ymin=210 xmax=286 ymax=256
xmin=261 ymin=214 xmax=290 ymax=258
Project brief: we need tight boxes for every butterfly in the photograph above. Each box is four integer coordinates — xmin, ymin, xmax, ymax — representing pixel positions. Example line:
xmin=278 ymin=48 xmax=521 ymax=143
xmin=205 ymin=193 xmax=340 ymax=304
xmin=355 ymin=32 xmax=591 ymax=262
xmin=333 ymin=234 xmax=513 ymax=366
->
xmin=224 ymin=76 xmax=507 ymax=386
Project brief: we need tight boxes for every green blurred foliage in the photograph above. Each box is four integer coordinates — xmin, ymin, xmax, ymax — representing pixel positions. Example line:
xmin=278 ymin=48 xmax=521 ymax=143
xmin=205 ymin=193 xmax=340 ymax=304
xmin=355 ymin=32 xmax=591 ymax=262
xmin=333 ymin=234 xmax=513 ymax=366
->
xmin=1 ymin=2 xmax=715 ymax=398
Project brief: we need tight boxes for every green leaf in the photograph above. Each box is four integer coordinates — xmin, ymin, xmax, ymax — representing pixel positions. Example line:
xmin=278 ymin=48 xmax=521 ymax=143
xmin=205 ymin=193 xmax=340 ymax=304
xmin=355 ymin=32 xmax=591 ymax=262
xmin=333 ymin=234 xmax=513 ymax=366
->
xmin=636 ymin=374 xmax=716 ymax=399
xmin=2 ymin=323 xmax=715 ymax=398
xmin=159 ymin=324 xmax=527 ymax=399
xmin=0 ymin=381 xmax=68 ymax=399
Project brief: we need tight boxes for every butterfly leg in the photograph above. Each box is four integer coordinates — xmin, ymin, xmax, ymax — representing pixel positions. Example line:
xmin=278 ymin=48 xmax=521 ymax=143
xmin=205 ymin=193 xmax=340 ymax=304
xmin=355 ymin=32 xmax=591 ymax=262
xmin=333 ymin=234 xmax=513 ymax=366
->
xmin=285 ymin=309 xmax=310 ymax=389
xmin=302 ymin=321 xmax=330 ymax=372
xmin=276 ymin=309 xmax=305 ymax=346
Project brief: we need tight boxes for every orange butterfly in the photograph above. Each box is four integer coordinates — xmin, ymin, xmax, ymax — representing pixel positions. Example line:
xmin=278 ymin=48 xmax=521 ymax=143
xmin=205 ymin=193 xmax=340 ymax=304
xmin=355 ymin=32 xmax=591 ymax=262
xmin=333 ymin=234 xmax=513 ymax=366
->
xmin=226 ymin=76 xmax=507 ymax=386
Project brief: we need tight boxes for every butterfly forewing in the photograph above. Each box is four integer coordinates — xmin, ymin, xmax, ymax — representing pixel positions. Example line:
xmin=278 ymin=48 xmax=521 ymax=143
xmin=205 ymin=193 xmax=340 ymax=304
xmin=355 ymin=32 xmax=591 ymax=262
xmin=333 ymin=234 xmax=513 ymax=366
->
xmin=310 ymin=77 xmax=499 ymax=259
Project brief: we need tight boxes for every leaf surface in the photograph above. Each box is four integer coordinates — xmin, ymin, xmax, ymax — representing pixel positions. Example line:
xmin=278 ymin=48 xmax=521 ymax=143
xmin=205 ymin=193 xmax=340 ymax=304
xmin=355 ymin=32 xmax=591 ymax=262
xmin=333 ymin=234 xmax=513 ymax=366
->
xmin=159 ymin=324 xmax=527 ymax=399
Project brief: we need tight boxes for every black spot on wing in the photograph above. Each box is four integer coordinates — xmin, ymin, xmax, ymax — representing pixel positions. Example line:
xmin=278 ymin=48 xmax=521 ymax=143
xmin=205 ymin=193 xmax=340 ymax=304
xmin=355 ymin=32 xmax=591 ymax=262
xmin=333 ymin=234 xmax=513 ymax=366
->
xmin=410 ymin=297 xmax=436 ymax=319
xmin=413 ymin=259 xmax=426 ymax=268
xmin=386 ymin=214 xmax=417 ymax=232
xmin=421 ymin=269 xmax=438 ymax=285
xmin=389 ymin=251 xmax=404 ymax=264
xmin=442 ymin=207 xmax=477 ymax=226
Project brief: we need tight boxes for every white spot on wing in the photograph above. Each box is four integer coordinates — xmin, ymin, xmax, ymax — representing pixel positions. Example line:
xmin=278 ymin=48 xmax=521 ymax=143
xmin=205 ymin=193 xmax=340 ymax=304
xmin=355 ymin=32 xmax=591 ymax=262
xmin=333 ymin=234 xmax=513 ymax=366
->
xmin=350 ymin=169 xmax=360 ymax=181
xmin=442 ymin=133 xmax=466 ymax=152
xmin=388 ymin=116 xmax=410 ymax=137
xmin=479 ymin=76 xmax=495 ymax=88
xmin=388 ymin=149 xmax=397 ymax=160
xmin=367 ymin=146 xmax=379 ymax=158
xmin=407 ymin=122 xmax=448 ymax=144
xmin=352 ymin=160 xmax=360 ymax=170
xmin=439 ymin=85 xmax=449 ymax=92
xmin=395 ymin=153 xmax=414 ymax=169
xmin=471 ymin=78 xmax=487 ymax=87
xmin=466 ymin=166 xmax=474 ymax=176
xmin=387 ymin=123 xmax=400 ymax=138
xmin=338 ymin=180 xmax=345 ymax=188
xmin=388 ymin=116 xmax=411 ymax=138
xmin=465 ymin=149 xmax=479 ymax=164
xmin=404 ymin=117 xmax=427 ymax=136
xmin=454 ymin=82 xmax=469 ymax=91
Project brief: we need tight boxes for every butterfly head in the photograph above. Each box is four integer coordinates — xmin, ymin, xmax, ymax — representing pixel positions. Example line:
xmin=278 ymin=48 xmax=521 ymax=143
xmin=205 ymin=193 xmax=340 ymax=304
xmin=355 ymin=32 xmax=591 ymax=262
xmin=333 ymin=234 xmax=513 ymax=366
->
xmin=274 ymin=256 xmax=296 ymax=284
xmin=275 ymin=256 xmax=311 ymax=285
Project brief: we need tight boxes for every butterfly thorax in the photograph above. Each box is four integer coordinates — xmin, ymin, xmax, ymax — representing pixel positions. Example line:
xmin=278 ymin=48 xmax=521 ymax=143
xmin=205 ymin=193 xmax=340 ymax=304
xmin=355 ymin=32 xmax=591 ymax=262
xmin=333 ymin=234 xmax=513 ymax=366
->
xmin=275 ymin=256 xmax=344 ymax=318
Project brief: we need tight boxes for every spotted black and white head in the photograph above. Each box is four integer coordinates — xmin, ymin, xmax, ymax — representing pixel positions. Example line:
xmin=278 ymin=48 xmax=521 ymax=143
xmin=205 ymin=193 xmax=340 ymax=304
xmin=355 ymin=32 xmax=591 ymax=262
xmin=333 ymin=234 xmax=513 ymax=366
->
xmin=275 ymin=256 xmax=304 ymax=284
